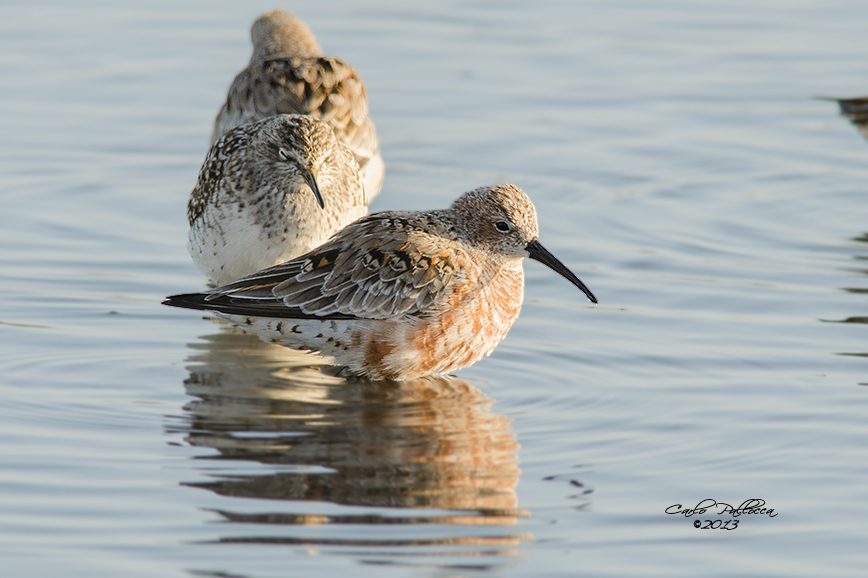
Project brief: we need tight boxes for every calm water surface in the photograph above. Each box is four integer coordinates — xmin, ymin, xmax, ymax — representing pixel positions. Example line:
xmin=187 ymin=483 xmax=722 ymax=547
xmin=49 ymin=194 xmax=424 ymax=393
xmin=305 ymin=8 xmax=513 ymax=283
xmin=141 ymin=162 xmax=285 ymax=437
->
xmin=2 ymin=0 xmax=868 ymax=576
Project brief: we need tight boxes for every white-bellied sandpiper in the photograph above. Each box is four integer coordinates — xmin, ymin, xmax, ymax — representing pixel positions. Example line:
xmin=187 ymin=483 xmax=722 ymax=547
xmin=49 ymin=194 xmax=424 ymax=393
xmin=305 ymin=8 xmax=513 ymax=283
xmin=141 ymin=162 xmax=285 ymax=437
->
xmin=188 ymin=114 xmax=367 ymax=286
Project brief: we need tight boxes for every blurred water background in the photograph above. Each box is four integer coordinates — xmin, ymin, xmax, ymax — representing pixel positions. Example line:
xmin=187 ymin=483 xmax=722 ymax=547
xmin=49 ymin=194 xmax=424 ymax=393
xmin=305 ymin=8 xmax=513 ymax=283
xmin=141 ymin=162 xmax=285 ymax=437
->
xmin=2 ymin=0 xmax=868 ymax=576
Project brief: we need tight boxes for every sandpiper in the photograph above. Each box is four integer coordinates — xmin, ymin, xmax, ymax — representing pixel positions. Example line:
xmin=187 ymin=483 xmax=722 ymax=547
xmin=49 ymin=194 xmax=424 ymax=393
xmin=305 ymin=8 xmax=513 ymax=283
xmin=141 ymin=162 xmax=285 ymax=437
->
xmin=167 ymin=184 xmax=597 ymax=381
xmin=188 ymin=114 xmax=367 ymax=286
xmin=824 ymin=96 xmax=868 ymax=140
xmin=212 ymin=9 xmax=384 ymax=199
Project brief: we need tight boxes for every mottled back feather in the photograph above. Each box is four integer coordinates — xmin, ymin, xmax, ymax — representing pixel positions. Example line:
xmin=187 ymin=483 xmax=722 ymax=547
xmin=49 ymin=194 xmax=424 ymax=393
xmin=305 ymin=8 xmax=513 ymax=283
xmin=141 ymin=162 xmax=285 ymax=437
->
xmin=188 ymin=211 xmax=468 ymax=321
xmin=211 ymin=10 xmax=380 ymax=184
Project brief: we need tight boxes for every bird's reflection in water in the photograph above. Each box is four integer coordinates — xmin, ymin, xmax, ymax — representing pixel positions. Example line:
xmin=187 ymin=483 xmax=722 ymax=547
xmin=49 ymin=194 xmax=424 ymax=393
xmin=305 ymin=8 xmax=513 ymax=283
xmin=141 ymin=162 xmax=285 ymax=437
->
xmin=832 ymin=233 xmax=868 ymax=317
xmin=823 ymin=234 xmax=868 ymax=379
xmin=842 ymin=233 xmax=868 ymax=306
xmin=172 ymin=325 xmax=531 ymax=569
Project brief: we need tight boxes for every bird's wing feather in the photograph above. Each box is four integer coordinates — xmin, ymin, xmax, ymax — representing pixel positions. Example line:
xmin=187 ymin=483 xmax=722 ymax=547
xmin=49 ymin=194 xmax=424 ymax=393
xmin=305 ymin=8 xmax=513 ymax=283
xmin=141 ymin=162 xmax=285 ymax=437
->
xmin=188 ymin=128 xmax=250 ymax=225
xmin=215 ymin=56 xmax=378 ymax=166
xmin=268 ymin=56 xmax=379 ymax=162
xmin=166 ymin=214 xmax=465 ymax=321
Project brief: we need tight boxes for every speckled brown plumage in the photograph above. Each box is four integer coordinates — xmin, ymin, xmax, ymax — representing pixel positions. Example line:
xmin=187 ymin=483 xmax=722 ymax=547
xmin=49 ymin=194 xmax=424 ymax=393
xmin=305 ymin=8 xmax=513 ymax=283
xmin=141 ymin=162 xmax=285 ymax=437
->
xmin=212 ymin=10 xmax=384 ymax=199
xmin=188 ymin=114 xmax=367 ymax=286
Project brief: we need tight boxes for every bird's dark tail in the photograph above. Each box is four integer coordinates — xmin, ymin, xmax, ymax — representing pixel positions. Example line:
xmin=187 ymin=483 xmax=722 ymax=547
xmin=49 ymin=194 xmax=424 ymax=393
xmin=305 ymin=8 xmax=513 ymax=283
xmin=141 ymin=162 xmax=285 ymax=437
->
xmin=162 ymin=292 xmax=356 ymax=320
xmin=161 ymin=293 xmax=215 ymax=312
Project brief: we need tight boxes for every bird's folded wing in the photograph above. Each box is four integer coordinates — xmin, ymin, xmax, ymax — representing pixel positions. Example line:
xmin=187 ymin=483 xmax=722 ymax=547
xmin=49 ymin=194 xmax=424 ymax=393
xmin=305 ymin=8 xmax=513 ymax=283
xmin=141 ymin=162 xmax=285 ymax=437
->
xmin=171 ymin=216 xmax=464 ymax=321
xmin=262 ymin=56 xmax=379 ymax=164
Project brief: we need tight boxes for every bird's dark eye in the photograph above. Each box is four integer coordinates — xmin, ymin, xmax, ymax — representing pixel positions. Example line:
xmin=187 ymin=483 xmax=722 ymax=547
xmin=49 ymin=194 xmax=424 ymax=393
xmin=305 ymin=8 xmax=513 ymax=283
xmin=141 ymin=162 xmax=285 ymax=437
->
xmin=495 ymin=221 xmax=511 ymax=233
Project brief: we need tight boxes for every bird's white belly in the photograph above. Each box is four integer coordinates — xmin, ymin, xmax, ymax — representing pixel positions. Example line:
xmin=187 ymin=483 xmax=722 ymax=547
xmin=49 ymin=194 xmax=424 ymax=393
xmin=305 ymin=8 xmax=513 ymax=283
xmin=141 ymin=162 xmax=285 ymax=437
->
xmin=189 ymin=204 xmax=310 ymax=286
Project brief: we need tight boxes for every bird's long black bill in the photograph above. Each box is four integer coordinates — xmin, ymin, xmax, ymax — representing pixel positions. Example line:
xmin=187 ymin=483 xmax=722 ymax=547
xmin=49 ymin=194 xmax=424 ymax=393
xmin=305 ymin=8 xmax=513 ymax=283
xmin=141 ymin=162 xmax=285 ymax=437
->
xmin=303 ymin=169 xmax=326 ymax=209
xmin=526 ymin=239 xmax=597 ymax=303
